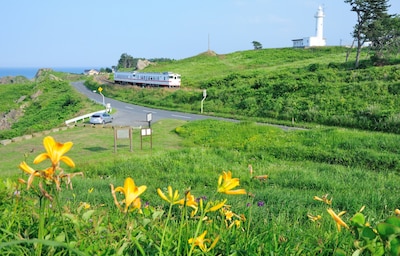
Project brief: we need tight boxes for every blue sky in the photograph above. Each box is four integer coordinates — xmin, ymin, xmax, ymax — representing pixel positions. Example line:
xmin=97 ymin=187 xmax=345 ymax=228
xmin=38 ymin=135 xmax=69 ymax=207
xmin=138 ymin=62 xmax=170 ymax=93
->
xmin=1 ymin=0 xmax=399 ymax=68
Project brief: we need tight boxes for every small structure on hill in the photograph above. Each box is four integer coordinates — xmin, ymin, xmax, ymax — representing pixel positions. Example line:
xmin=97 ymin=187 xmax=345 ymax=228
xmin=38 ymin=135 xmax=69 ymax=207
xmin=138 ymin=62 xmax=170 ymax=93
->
xmin=292 ymin=6 xmax=326 ymax=48
xmin=84 ymin=69 xmax=99 ymax=76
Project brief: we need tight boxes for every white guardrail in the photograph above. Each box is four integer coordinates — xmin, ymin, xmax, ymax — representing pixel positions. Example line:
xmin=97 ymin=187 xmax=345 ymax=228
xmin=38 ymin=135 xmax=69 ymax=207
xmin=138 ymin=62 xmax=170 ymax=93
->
xmin=65 ymin=110 xmax=106 ymax=126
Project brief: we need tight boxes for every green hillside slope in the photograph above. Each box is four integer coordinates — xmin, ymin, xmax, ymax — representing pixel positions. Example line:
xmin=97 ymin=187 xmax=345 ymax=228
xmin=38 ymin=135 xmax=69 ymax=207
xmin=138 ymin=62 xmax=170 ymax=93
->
xmin=143 ymin=47 xmax=364 ymax=86
xmin=0 ymin=72 xmax=100 ymax=140
xmin=91 ymin=47 xmax=400 ymax=133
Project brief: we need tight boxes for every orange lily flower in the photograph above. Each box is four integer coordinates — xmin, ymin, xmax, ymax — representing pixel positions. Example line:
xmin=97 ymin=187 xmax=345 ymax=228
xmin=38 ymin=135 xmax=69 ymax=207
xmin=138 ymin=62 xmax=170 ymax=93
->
xmin=217 ymin=171 xmax=246 ymax=195
xmin=33 ymin=136 xmax=75 ymax=168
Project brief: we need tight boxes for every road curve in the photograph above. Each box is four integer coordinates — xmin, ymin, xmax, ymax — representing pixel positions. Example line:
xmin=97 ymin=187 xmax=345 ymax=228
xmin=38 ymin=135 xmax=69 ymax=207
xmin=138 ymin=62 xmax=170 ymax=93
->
xmin=70 ymin=81 xmax=233 ymax=127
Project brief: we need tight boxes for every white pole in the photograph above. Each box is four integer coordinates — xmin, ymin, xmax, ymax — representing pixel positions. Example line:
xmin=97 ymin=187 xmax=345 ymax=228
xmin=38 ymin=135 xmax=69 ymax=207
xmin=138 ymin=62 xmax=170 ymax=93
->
xmin=201 ymin=89 xmax=207 ymax=113
xmin=100 ymin=92 xmax=105 ymax=106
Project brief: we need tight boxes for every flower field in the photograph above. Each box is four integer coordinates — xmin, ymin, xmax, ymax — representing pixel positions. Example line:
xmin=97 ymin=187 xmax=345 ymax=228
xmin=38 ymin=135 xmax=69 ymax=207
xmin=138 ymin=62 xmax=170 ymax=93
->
xmin=0 ymin=119 xmax=399 ymax=255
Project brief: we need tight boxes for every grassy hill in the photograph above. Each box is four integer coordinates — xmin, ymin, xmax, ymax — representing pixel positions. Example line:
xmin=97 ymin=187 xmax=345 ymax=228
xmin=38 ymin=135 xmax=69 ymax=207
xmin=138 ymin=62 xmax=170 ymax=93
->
xmin=89 ymin=46 xmax=400 ymax=133
xmin=138 ymin=47 xmax=367 ymax=87
xmin=1 ymin=48 xmax=400 ymax=255
xmin=0 ymin=71 xmax=100 ymax=140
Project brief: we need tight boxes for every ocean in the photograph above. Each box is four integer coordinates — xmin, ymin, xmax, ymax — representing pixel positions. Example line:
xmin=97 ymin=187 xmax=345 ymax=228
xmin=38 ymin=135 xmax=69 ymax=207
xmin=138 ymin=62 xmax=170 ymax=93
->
xmin=0 ymin=67 xmax=101 ymax=79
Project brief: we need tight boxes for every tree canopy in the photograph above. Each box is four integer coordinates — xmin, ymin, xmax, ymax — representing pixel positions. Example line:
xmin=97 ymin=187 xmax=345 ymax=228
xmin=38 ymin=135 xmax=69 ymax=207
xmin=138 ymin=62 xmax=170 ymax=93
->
xmin=117 ymin=53 xmax=135 ymax=69
xmin=252 ymin=41 xmax=263 ymax=50
xmin=368 ymin=14 xmax=400 ymax=64
xmin=344 ymin=0 xmax=395 ymax=67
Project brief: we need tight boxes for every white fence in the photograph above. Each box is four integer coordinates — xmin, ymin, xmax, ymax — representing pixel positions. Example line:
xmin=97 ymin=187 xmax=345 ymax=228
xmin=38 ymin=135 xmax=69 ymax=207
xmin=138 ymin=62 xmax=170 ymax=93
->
xmin=65 ymin=110 xmax=106 ymax=126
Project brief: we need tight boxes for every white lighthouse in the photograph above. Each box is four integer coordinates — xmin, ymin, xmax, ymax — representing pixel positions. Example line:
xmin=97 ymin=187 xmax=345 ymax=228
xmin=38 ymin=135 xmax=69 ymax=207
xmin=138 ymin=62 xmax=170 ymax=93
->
xmin=292 ymin=5 xmax=326 ymax=48
xmin=315 ymin=6 xmax=324 ymax=38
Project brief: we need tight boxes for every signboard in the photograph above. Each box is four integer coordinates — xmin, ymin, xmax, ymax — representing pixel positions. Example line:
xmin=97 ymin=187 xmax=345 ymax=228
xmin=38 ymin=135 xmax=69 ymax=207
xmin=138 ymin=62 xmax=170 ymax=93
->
xmin=140 ymin=128 xmax=152 ymax=150
xmin=114 ymin=127 xmax=132 ymax=153
xmin=146 ymin=113 xmax=152 ymax=122
xmin=141 ymin=128 xmax=152 ymax=136
xmin=117 ymin=129 xmax=130 ymax=139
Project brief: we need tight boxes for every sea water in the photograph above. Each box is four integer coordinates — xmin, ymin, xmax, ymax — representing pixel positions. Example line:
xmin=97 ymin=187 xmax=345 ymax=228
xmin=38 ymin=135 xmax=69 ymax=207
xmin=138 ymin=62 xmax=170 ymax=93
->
xmin=0 ymin=67 xmax=100 ymax=79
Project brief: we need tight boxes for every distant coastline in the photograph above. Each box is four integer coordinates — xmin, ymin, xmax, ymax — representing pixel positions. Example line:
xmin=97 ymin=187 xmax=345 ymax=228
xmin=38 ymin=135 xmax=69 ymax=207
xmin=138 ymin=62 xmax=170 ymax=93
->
xmin=0 ymin=67 xmax=101 ymax=79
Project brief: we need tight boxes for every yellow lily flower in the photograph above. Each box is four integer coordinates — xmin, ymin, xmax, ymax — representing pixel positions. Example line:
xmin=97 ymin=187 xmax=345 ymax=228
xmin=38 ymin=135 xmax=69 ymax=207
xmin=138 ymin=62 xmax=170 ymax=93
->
xmin=217 ymin=171 xmax=246 ymax=195
xmin=157 ymin=186 xmax=181 ymax=204
xmin=176 ymin=191 xmax=198 ymax=207
xmin=233 ymin=220 xmax=241 ymax=228
xmin=33 ymin=136 xmax=75 ymax=168
xmin=313 ymin=194 xmax=332 ymax=205
xmin=327 ymin=208 xmax=349 ymax=232
xmin=177 ymin=191 xmax=198 ymax=216
xmin=19 ymin=161 xmax=41 ymax=189
xmin=307 ymin=213 xmax=322 ymax=222
xmin=224 ymin=210 xmax=234 ymax=221
xmin=188 ymin=230 xmax=220 ymax=253
xmin=158 ymin=187 xmax=199 ymax=215
xmin=111 ymin=177 xmax=147 ymax=213
xmin=19 ymin=136 xmax=80 ymax=192
xmin=205 ymin=199 xmax=227 ymax=212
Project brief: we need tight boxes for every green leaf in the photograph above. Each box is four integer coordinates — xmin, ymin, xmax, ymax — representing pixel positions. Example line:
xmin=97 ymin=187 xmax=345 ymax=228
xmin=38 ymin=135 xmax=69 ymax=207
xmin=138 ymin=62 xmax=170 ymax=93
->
xmin=376 ymin=223 xmax=400 ymax=239
xmin=82 ymin=210 xmax=95 ymax=221
xmin=361 ymin=227 xmax=377 ymax=240
xmin=385 ymin=216 xmax=400 ymax=228
xmin=351 ymin=212 xmax=366 ymax=228
xmin=55 ymin=232 xmax=65 ymax=242
xmin=63 ymin=213 xmax=79 ymax=226
xmin=334 ymin=248 xmax=346 ymax=256
xmin=390 ymin=237 xmax=400 ymax=256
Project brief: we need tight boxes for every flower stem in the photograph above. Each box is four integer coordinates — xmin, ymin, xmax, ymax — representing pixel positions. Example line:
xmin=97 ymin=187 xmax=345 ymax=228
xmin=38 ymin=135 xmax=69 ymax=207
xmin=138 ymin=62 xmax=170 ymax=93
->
xmin=54 ymin=190 xmax=71 ymax=256
xmin=188 ymin=206 xmax=205 ymax=256
xmin=159 ymin=203 xmax=173 ymax=255
xmin=176 ymin=200 xmax=188 ymax=256
xmin=36 ymin=196 xmax=46 ymax=256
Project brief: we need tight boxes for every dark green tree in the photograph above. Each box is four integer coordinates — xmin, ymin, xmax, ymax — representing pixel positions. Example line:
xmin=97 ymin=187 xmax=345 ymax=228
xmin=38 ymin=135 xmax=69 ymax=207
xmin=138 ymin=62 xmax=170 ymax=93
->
xmin=252 ymin=41 xmax=263 ymax=50
xmin=344 ymin=0 xmax=390 ymax=68
xmin=117 ymin=53 xmax=135 ymax=69
xmin=368 ymin=14 xmax=400 ymax=64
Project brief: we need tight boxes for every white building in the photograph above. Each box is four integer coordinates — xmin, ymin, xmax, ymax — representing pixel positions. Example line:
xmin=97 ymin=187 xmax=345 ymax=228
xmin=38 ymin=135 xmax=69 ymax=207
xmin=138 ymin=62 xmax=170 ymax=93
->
xmin=292 ymin=6 xmax=326 ymax=48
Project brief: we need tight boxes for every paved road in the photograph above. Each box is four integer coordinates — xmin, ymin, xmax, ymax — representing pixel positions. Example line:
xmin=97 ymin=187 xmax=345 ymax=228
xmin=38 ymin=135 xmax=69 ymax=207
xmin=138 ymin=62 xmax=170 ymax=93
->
xmin=71 ymin=81 xmax=232 ymax=127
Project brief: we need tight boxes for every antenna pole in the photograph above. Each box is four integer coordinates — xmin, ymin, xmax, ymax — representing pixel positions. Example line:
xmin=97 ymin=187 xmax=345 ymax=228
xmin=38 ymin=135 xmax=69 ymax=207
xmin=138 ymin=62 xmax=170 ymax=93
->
xmin=208 ymin=33 xmax=210 ymax=52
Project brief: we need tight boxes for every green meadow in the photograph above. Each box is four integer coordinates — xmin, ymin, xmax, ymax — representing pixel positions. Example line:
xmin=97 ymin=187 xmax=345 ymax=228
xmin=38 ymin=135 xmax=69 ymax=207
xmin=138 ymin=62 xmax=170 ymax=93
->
xmin=0 ymin=47 xmax=399 ymax=255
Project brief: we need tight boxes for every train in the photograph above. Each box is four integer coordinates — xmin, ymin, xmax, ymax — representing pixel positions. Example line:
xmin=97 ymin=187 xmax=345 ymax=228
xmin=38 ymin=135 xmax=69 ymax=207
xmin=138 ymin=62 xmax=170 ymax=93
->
xmin=114 ymin=71 xmax=181 ymax=88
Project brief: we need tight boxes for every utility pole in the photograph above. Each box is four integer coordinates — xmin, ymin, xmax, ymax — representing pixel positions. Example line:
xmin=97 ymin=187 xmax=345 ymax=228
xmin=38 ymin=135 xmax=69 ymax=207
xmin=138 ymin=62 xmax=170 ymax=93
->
xmin=208 ymin=33 xmax=210 ymax=52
